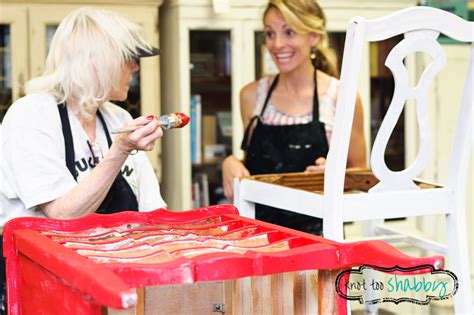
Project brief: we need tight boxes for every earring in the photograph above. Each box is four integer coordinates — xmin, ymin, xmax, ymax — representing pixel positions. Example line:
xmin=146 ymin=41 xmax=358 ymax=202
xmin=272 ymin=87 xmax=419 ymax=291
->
xmin=310 ymin=46 xmax=317 ymax=60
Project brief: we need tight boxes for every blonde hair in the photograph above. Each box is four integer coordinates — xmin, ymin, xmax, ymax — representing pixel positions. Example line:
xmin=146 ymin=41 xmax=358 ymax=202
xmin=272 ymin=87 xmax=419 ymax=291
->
xmin=24 ymin=7 xmax=154 ymax=119
xmin=264 ymin=0 xmax=338 ymax=77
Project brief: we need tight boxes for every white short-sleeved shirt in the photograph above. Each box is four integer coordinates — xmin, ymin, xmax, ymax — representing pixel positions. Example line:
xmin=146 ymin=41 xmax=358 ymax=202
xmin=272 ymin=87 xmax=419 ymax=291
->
xmin=0 ymin=93 xmax=166 ymax=227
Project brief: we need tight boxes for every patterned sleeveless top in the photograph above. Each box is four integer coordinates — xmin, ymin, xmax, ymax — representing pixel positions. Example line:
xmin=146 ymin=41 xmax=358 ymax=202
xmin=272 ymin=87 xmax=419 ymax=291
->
xmin=253 ymin=76 xmax=339 ymax=144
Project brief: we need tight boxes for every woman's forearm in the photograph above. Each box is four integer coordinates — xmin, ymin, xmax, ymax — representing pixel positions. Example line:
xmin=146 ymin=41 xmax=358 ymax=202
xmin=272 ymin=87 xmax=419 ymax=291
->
xmin=41 ymin=116 xmax=163 ymax=219
xmin=41 ymin=144 xmax=130 ymax=219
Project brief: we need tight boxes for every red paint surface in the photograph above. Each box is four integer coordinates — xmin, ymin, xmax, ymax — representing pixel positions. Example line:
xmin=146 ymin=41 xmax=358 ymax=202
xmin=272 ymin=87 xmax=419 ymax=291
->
xmin=175 ymin=112 xmax=190 ymax=128
xmin=2 ymin=205 xmax=443 ymax=314
xmin=18 ymin=253 xmax=102 ymax=314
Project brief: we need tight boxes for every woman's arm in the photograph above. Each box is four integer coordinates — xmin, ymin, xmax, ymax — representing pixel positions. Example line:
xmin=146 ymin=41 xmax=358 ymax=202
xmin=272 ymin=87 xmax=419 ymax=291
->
xmin=347 ymin=94 xmax=367 ymax=168
xmin=41 ymin=116 xmax=163 ymax=219
xmin=305 ymin=92 xmax=367 ymax=172
xmin=240 ymin=81 xmax=259 ymax=129
xmin=222 ymin=82 xmax=258 ymax=201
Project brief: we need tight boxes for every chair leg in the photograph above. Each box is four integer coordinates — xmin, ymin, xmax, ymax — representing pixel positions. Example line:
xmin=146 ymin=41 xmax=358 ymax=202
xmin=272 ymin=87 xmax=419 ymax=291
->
xmin=238 ymin=200 xmax=255 ymax=219
xmin=362 ymin=219 xmax=384 ymax=238
xmin=233 ymin=178 xmax=256 ymax=219
xmin=322 ymin=211 xmax=344 ymax=241
xmin=363 ymin=268 xmax=378 ymax=315
xmin=446 ymin=211 xmax=473 ymax=314
xmin=362 ymin=220 xmax=384 ymax=315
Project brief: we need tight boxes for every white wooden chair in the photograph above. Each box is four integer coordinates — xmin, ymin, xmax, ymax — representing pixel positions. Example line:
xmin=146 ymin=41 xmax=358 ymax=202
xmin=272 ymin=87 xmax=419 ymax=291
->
xmin=234 ymin=6 xmax=473 ymax=314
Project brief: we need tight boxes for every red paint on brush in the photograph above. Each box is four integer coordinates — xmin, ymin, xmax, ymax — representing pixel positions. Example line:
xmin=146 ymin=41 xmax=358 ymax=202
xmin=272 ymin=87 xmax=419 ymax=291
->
xmin=175 ymin=112 xmax=190 ymax=128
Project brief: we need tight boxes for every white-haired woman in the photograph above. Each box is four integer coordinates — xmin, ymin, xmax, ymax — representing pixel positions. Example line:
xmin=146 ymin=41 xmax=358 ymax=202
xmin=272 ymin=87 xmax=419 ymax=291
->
xmin=0 ymin=7 xmax=168 ymax=308
xmin=1 ymin=6 xmax=167 ymax=220
xmin=1 ymin=6 xmax=167 ymax=309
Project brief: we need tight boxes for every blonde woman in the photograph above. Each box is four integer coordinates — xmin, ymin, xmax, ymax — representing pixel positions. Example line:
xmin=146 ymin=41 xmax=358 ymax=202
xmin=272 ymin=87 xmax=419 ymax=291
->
xmin=222 ymin=0 xmax=366 ymax=235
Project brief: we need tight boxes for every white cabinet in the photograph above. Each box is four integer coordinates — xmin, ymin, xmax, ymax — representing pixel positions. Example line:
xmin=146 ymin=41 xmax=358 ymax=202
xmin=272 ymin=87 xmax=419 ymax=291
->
xmin=0 ymin=0 xmax=163 ymax=177
xmin=0 ymin=4 xmax=28 ymax=116
xmin=160 ymin=1 xmax=264 ymax=210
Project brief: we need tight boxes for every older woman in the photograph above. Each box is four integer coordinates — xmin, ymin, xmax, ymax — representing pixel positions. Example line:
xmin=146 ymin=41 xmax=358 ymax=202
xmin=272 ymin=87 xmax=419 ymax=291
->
xmin=1 ymin=6 xmax=168 ymax=309
xmin=0 ymin=7 xmax=168 ymax=310
xmin=1 ymin=7 xmax=167 ymax=222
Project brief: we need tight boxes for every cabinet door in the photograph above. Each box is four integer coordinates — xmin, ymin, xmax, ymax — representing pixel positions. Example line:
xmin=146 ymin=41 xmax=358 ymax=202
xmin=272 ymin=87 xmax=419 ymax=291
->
xmin=0 ymin=5 xmax=28 ymax=121
xmin=161 ymin=19 xmax=244 ymax=210
xmin=27 ymin=5 xmax=162 ymax=176
xmin=189 ymin=30 xmax=232 ymax=207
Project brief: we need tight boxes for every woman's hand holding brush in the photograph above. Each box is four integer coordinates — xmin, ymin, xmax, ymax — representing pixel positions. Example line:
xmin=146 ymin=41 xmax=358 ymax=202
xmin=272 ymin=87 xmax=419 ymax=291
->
xmin=112 ymin=112 xmax=190 ymax=134
xmin=112 ymin=112 xmax=190 ymax=155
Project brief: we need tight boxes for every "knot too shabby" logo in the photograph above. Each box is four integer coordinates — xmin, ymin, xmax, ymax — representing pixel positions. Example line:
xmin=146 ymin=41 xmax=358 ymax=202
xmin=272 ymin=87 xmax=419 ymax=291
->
xmin=335 ymin=265 xmax=458 ymax=305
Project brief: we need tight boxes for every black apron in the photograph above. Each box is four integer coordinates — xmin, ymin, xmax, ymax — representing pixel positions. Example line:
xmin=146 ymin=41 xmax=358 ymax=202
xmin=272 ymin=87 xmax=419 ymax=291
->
xmin=241 ymin=73 xmax=329 ymax=235
xmin=58 ymin=104 xmax=139 ymax=214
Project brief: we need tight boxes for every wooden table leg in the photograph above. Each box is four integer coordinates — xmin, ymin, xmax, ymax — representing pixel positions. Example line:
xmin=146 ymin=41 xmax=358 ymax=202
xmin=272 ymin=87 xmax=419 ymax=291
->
xmin=318 ymin=270 xmax=343 ymax=315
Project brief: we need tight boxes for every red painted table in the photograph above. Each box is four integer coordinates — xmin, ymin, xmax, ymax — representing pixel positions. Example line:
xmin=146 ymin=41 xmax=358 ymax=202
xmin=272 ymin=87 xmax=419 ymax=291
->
xmin=2 ymin=205 xmax=443 ymax=314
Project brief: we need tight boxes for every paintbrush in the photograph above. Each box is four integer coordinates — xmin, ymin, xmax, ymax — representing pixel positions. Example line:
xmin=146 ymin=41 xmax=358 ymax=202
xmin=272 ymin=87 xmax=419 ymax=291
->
xmin=111 ymin=112 xmax=190 ymax=134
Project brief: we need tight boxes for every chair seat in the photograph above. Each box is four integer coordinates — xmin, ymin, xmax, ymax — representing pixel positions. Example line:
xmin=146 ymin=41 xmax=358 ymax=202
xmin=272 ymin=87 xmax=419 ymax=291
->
xmin=240 ymin=169 xmax=453 ymax=221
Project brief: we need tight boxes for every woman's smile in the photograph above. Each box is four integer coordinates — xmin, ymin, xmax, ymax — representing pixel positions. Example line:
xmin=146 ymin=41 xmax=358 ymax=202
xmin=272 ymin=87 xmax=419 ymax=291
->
xmin=273 ymin=51 xmax=294 ymax=64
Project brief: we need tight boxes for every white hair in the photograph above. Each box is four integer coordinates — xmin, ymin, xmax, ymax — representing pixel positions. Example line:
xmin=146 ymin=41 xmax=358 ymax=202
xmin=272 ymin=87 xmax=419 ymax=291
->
xmin=24 ymin=7 xmax=153 ymax=119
